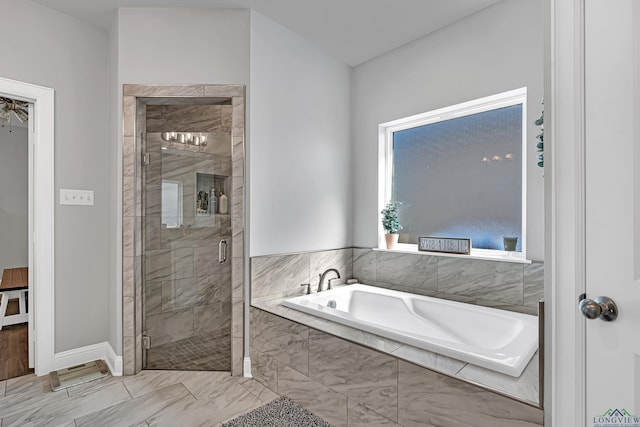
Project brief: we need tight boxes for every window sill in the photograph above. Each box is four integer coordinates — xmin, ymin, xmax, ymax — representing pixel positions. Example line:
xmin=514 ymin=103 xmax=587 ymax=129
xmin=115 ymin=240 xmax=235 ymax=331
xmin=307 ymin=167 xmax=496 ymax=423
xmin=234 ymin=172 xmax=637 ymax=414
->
xmin=373 ymin=243 xmax=532 ymax=264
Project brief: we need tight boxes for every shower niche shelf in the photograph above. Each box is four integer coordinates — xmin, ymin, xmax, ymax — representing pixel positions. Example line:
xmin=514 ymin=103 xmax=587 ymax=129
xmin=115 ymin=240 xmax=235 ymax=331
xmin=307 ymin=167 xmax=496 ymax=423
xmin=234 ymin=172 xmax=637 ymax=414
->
xmin=195 ymin=172 xmax=229 ymax=216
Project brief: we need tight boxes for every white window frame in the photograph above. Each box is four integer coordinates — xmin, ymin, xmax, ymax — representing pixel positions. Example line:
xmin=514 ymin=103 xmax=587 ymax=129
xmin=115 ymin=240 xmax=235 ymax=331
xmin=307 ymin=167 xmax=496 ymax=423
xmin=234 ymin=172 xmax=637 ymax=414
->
xmin=378 ymin=87 xmax=528 ymax=260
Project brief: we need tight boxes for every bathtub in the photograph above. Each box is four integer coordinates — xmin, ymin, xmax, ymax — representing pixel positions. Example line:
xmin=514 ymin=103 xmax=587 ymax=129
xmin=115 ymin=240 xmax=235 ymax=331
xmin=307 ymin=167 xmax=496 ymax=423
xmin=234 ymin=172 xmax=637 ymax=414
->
xmin=282 ymin=284 xmax=537 ymax=377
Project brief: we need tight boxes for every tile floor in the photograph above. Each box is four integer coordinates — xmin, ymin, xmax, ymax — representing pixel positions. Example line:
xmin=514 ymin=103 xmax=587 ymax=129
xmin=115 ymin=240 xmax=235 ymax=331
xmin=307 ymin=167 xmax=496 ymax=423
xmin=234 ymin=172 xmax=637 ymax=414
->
xmin=146 ymin=333 xmax=231 ymax=371
xmin=0 ymin=370 xmax=279 ymax=426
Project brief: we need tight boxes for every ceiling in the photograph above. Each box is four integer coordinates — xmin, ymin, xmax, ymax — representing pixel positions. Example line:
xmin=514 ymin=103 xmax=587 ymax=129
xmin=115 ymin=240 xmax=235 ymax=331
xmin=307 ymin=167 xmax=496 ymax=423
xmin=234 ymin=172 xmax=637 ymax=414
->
xmin=31 ymin=0 xmax=500 ymax=66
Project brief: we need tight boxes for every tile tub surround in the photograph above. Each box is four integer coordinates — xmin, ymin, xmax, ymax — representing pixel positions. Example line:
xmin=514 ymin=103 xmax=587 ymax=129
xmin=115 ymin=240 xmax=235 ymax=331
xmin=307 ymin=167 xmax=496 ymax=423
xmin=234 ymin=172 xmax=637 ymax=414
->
xmin=251 ymin=248 xmax=354 ymax=300
xmin=122 ymin=84 xmax=246 ymax=376
xmin=250 ymin=307 xmax=543 ymax=427
xmin=353 ymin=248 xmax=544 ymax=314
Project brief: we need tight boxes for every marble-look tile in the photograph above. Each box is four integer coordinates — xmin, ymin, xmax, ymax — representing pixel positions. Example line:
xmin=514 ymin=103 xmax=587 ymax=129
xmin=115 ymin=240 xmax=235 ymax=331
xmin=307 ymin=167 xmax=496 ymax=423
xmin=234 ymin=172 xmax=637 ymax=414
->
xmin=309 ymin=248 xmax=353 ymax=290
xmin=253 ymin=300 xmax=322 ymax=327
xmin=4 ymin=374 xmax=50 ymax=397
xmin=397 ymin=360 xmax=543 ymax=426
xmin=123 ymin=256 xmax=135 ymax=298
xmin=124 ymin=85 xmax=205 ymax=97
xmin=231 ymin=297 xmax=243 ymax=338
xmin=353 ymin=248 xmax=376 ymax=282
xmin=308 ymin=329 xmax=398 ymax=421
xmin=348 ymin=401 xmax=400 ymax=426
xmin=456 ymin=352 xmax=540 ymax=406
xmin=231 ymin=336 xmax=243 ymax=376
xmin=123 ymin=296 xmax=135 ymax=338
xmin=194 ymin=301 xmax=230 ymax=334
xmin=3 ymin=381 xmax=131 ymax=427
xmin=194 ymin=245 xmax=231 ymax=278
xmin=389 ymin=284 xmax=438 ymax=297
xmin=222 ymin=106 xmax=233 ymax=133
xmin=146 ymin=248 xmax=194 ymax=282
xmin=231 ymin=256 xmax=243 ymax=299
xmin=123 ymin=176 xmax=136 ymax=217
xmin=145 ymin=216 xmax=162 ymax=251
xmin=123 ymin=335 xmax=135 ymax=375
xmin=123 ymin=216 xmax=136 ymax=257
xmin=433 ymin=291 xmax=476 ymax=304
xmin=250 ymin=253 xmax=310 ymax=299
xmin=251 ymin=308 xmax=309 ymax=374
xmin=135 ymin=333 xmax=143 ymax=373
xmin=0 ymin=379 xmax=5 ymax=396
xmin=306 ymin=316 xmax=405 ymax=354
xmin=238 ymin=378 xmax=279 ymax=403
xmin=250 ymin=347 xmax=278 ymax=392
xmin=146 ymin=388 xmax=260 ymax=427
xmin=0 ymin=377 xmax=67 ymax=421
xmin=123 ymin=136 xmax=136 ymax=178
xmin=277 ymin=363 xmax=348 ymax=427
xmin=144 ymin=281 xmax=162 ymax=316
xmin=204 ymin=85 xmax=244 ymax=98
xmin=231 ymin=178 xmax=243 ymax=236
xmin=66 ymin=375 xmax=124 ymax=397
xmin=376 ymin=251 xmax=438 ymax=292
xmin=75 ymin=383 xmax=191 ymax=427
xmin=145 ymin=183 xmax=162 ymax=217
xmin=391 ymin=344 xmax=466 ymax=376
xmin=524 ymin=262 xmax=545 ymax=307
xmin=161 ymin=276 xmax=223 ymax=312
xmin=437 ymin=257 xmax=525 ymax=305
xmin=123 ymin=96 xmax=136 ymax=137
xmin=145 ymin=308 xmax=194 ymax=347
xmin=231 ymin=97 xmax=245 ymax=137
xmin=146 ymin=105 xmax=223 ymax=132
xmin=121 ymin=371 xmax=192 ymax=398
xmin=231 ymin=136 xmax=244 ymax=178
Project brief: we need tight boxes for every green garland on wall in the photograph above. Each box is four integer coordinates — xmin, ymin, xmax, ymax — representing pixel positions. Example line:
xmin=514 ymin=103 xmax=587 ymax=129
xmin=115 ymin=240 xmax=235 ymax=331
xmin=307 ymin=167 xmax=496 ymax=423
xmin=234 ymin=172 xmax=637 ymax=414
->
xmin=535 ymin=99 xmax=544 ymax=168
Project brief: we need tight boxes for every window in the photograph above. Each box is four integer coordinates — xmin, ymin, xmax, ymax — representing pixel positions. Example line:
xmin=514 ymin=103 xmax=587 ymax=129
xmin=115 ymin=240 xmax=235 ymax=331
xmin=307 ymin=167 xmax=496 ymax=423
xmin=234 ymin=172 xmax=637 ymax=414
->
xmin=379 ymin=88 xmax=526 ymax=255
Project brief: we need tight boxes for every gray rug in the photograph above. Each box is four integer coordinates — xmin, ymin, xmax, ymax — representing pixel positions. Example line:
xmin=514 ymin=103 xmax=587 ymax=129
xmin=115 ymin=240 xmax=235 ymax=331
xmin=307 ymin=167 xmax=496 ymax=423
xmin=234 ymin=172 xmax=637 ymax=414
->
xmin=222 ymin=396 xmax=333 ymax=427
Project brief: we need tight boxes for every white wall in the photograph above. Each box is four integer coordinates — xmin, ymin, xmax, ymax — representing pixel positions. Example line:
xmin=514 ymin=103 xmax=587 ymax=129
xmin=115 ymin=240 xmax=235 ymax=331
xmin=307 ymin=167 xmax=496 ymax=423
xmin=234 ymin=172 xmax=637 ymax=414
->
xmin=117 ymin=8 xmax=250 ymax=85
xmin=1 ymin=0 xmax=110 ymax=352
xmin=249 ymin=11 xmax=352 ymax=256
xmin=351 ymin=0 xmax=545 ymax=260
xmin=0 ymin=127 xmax=28 ymax=272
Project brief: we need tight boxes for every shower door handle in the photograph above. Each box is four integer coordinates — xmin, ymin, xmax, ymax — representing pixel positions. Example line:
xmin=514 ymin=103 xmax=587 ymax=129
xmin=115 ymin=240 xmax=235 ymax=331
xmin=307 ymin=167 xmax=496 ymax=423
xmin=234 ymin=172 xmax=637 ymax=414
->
xmin=218 ymin=239 xmax=227 ymax=264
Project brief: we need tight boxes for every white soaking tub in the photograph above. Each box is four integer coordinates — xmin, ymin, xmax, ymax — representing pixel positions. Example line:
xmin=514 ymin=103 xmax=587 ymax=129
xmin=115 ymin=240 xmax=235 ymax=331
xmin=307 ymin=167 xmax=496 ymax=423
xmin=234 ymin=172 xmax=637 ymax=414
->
xmin=282 ymin=284 xmax=538 ymax=377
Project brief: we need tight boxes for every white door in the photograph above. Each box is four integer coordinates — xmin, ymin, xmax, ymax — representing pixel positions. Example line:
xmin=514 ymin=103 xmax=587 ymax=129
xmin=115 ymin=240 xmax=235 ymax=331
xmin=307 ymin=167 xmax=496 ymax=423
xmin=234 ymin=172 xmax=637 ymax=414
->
xmin=584 ymin=0 xmax=640 ymax=424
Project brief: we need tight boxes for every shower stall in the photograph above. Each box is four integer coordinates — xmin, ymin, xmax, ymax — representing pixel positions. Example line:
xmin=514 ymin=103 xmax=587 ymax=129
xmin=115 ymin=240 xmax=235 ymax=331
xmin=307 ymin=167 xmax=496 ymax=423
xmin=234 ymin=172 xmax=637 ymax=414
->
xmin=121 ymin=85 xmax=245 ymax=375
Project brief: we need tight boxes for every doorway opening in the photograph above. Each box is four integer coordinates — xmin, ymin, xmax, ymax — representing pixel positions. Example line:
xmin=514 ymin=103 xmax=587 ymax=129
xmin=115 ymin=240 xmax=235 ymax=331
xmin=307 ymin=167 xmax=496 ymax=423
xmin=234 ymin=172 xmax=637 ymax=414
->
xmin=0 ymin=76 xmax=56 ymax=378
xmin=0 ymin=99 xmax=30 ymax=379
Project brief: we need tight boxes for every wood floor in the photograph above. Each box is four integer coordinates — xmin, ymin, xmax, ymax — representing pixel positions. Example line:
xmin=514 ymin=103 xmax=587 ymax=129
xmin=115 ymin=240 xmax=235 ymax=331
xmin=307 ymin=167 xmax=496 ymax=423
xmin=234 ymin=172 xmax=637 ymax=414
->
xmin=0 ymin=299 xmax=31 ymax=381
xmin=0 ymin=370 xmax=279 ymax=426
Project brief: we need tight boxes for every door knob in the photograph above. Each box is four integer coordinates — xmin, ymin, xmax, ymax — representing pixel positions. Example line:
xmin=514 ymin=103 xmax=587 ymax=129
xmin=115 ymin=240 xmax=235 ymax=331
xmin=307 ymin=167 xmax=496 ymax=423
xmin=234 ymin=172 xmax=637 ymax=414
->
xmin=579 ymin=295 xmax=618 ymax=321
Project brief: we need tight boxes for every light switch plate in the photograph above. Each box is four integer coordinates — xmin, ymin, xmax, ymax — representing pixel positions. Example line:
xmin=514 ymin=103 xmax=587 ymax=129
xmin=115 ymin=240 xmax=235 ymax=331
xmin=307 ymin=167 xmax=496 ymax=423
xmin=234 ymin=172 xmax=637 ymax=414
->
xmin=60 ymin=189 xmax=94 ymax=206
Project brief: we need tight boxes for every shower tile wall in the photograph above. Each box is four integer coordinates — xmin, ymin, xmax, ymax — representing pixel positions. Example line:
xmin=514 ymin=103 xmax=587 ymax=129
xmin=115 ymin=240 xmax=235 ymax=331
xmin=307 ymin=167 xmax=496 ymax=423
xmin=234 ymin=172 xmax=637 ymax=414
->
xmin=122 ymin=84 xmax=246 ymax=376
xmin=143 ymin=105 xmax=232 ymax=370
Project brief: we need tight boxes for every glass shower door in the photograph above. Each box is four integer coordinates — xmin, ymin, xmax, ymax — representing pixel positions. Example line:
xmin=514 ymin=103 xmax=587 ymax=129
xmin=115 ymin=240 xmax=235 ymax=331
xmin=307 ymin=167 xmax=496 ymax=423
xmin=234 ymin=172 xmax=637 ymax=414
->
xmin=142 ymin=103 xmax=232 ymax=371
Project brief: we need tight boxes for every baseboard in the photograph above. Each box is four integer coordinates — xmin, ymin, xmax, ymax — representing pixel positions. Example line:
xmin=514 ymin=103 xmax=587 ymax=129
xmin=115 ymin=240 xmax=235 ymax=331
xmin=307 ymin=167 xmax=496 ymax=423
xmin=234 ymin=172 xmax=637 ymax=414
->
xmin=104 ymin=342 xmax=123 ymax=376
xmin=53 ymin=341 xmax=123 ymax=376
xmin=243 ymin=356 xmax=252 ymax=377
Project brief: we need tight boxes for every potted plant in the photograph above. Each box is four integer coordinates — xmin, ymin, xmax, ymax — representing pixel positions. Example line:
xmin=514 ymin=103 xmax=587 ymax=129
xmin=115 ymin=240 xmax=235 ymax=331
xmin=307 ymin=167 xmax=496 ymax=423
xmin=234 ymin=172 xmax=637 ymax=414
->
xmin=381 ymin=202 xmax=402 ymax=249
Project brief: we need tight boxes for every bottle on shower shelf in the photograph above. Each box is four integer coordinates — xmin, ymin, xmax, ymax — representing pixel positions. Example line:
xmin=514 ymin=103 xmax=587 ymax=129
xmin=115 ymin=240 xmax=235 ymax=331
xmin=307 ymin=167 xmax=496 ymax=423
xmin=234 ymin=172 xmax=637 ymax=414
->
xmin=219 ymin=190 xmax=228 ymax=214
xmin=211 ymin=188 xmax=217 ymax=214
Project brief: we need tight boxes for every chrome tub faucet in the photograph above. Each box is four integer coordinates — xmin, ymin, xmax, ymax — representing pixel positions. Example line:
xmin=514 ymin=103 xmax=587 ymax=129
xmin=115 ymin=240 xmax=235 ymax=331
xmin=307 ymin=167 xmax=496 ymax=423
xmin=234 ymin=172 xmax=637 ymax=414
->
xmin=318 ymin=268 xmax=340 ymax=292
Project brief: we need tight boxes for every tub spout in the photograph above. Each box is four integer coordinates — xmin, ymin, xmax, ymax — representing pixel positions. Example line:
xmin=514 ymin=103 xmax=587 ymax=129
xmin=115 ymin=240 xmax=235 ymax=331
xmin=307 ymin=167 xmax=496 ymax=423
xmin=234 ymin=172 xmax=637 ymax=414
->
xmin=318 ymin=268 xmax=340 ymax=292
